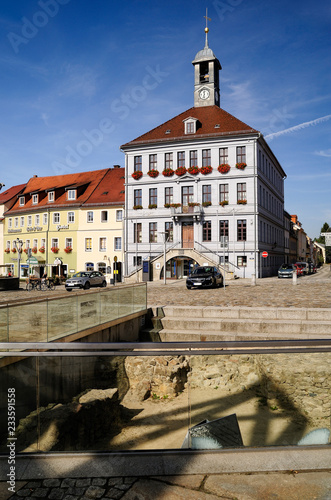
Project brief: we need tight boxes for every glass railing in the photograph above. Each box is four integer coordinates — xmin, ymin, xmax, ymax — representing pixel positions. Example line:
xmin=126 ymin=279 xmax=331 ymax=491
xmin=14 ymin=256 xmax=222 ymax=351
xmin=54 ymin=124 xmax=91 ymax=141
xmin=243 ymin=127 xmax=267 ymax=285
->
xmin=0 ymin=283 xmax=147 ymax=343
xmin=0 ymin=340 xmax=330 ymax=453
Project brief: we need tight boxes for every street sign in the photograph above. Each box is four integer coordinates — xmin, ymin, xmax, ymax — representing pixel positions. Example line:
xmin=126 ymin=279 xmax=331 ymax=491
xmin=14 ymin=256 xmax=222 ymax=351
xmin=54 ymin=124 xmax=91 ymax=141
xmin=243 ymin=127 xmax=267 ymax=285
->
xmin=262 ymin=251 xmax=268 ymax=258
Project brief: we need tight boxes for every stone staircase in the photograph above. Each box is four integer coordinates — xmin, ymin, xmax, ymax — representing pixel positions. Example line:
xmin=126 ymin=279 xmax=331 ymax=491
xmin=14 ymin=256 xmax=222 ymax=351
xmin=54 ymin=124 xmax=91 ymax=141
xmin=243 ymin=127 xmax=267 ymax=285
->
xmin=157 ymin=306 xmax=331 ymax=341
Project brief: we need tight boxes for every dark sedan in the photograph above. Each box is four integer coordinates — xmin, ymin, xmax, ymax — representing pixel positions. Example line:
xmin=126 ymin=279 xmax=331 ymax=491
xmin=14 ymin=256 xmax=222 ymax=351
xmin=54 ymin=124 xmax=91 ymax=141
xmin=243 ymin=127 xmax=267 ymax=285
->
xmin=186 ymin=266 xmax=223 ymax=289
xmin=65 ymin=271 xmax=107 ymax=291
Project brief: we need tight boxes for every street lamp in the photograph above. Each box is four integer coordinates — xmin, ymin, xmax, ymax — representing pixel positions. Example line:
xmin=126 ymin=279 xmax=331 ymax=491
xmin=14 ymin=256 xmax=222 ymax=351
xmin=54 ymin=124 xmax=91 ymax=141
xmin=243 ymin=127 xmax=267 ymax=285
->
xmin=159 ymin=231 xmax=168 ymax=285
xmin=16 ymin=238 xmax=23 ymax=279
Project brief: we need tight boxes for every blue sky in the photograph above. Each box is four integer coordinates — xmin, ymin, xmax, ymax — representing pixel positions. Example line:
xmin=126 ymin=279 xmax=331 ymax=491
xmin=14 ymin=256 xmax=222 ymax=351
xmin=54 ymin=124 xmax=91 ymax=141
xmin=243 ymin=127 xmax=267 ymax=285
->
xmin=0 ymin=0 xmax=330 ymax=238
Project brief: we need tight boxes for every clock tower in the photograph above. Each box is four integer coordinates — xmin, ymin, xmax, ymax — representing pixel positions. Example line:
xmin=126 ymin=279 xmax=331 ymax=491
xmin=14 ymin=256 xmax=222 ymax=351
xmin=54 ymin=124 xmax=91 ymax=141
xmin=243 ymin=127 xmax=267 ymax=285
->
xmin=192 ymin=22 xmax=222 ymax=108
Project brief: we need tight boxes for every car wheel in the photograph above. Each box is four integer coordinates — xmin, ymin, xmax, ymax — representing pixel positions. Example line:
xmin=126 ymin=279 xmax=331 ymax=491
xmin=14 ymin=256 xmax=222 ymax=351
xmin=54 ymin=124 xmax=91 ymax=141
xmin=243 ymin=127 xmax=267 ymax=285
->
xmin=84 ymin=281 xmax=91 ymax=290
xmin=186 ymin=285 xmax=192 ymax=290
xmin=102 ymin=280 xmax=107 ymax=287
xmin=66 ymin=288 xmax=72 ymax=292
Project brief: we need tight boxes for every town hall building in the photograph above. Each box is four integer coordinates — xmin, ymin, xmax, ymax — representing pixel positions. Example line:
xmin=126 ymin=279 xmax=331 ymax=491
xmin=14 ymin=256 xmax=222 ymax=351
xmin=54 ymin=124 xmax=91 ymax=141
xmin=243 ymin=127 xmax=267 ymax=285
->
xmin=121 ymin=25 xmax=286 ymax=281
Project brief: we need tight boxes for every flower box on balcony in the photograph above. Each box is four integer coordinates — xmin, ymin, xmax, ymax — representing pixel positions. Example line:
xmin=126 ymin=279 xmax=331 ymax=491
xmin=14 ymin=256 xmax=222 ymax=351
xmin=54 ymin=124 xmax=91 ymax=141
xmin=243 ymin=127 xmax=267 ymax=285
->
xmin=170 ymin=203 xmax=181 ymax=208
xmin=200 ymin=166 xmax=213 ymax=175
xmin=236 ymin=162 xmax=247 ymax=170
xmin=162 ymin=168 xmax=174 ymax=177
xmin=133 ymin=205 xmax=143 ymax=210
xmin=237 ymin=199 xmax=247 ymax=205
xmin=148 ymin=204 xmax=157 ymax=209
xmin=202 ymin=201 xmax=212 ymax=207
xmin=23 ymin=248 xmax=28 ymax=254
xmin=218 ymin=164 xmax=231 ymax=174
xmin=219 ymin=200 xmax=229 ymax=207
xmin=175 ymin=167 xmax=187 ymax=176
xmin=31 ymin=247 xmax=38 ymax=254
xmin=187 ymin=166 xmax=199 ymax=175
xmin=147 ymin=169 xmax=159 ymax=178
xmin=11 ymin=248 xmax=17 ymax=253
xmin=39 ymin=247 xmax=45 ymax=253
xmin=131 ymin=170 xmax=143 ymax=180
xmin=51 ymin=247 xmax=59 ymax=253
xmin=64 ymin=247 xmax=72 ymax=254
xmin=188 ymin=202 xmax=200 ymax=207
xmin=4 ymin=248 xmax=10 ymax=254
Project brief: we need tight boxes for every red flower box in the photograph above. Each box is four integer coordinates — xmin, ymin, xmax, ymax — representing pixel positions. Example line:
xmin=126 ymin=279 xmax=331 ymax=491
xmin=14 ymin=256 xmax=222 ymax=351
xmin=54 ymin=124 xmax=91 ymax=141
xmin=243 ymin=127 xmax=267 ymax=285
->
xmin=162 ymin=168 xmax=174 ymax=177
xmin=236 ymin=162 xmax=247 ymax=170
xmin=218 ymin=164 xmax=231 ymax=174
xmin=187 ymin=166 xmax=199 ymax=175
xmin=132 ymin=170 xmax=143 ymax=180
xmin=147 ymin=169 xmax=159 ymax=178
xmin=200 ymin=166 xmax=213 ymax=175
xmin=175 ymin=167 xmax=187 ymax=176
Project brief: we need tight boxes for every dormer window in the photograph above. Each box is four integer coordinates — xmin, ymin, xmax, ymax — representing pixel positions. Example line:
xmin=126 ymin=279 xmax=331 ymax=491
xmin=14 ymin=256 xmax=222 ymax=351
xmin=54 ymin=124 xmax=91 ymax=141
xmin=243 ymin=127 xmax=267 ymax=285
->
xmin=48 ymin=191 xmax=54 ymax=203
xmin=32 ymin=194 xmax=38 ymax=205
xmin=183 ymin=117 xmax=198 ymax=135
xmin=67 ymin=189 xmax=76 ymax=200
xmin=19 ymin=196 xmax=25 ymax=206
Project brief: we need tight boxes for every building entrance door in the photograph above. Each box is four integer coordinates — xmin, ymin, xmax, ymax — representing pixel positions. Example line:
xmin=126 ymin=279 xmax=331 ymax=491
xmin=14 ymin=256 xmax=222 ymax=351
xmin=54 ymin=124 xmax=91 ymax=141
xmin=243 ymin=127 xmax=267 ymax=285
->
xmin=182 ymin=222 xmax=194 ymax=248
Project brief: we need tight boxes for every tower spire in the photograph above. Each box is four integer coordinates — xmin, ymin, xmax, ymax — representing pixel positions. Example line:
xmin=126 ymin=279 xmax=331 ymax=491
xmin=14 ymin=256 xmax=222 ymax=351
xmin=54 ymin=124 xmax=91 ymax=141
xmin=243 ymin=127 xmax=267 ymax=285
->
xmin=204 ymin=8 xmax=211 ymax=48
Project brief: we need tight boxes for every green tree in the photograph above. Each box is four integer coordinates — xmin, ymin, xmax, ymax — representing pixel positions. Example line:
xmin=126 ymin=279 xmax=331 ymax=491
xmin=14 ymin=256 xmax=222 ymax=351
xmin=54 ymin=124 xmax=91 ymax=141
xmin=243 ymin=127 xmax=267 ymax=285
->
xmin=315 ymin=222 xmax=330 ymax=244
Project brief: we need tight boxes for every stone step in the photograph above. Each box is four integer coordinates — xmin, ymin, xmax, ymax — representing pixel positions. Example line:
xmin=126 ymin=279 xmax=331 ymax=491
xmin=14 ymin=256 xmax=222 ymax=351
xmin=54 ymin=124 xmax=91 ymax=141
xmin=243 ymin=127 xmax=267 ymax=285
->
xmin=162 ymin=306 xmax=331 ymax=322
xmin=160 ymin=316 xmax=331 ymax=335
xmin=159 ymin=329 xmax=330 ymax=342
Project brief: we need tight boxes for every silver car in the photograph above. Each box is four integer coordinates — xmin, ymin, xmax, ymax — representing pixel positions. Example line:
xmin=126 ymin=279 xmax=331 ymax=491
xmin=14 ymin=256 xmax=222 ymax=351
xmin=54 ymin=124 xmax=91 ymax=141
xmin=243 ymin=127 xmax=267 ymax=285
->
xmin=278 ymin=264 xmax=295 ymax=278
xmin=65 ymin=271 xmax=107 ymax=291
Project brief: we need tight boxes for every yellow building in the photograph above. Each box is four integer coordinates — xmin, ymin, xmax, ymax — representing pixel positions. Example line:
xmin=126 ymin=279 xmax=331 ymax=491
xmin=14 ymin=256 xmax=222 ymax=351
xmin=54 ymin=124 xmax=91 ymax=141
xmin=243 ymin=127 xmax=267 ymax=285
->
xmin=3 ymin=168 xmax=124 ymax=281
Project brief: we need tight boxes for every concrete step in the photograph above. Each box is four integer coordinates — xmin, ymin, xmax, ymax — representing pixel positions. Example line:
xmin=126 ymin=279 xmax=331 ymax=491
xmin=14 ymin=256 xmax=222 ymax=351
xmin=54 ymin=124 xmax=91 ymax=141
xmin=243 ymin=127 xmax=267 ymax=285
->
xmin=159 ymin=329 xmax=330 ymax=342
xmin=160 ymin=317 xmax=331 ymax=335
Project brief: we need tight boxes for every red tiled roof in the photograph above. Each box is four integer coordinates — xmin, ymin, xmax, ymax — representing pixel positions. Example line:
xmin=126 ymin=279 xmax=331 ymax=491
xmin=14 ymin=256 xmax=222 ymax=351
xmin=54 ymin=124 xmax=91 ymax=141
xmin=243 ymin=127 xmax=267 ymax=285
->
xmin=0 ymin=184 xmax=26 ymax=204
xmin=5 ymin=168 xmax=124 ymax=214
xmin=121 ymin=106 xmax=259 ymax=148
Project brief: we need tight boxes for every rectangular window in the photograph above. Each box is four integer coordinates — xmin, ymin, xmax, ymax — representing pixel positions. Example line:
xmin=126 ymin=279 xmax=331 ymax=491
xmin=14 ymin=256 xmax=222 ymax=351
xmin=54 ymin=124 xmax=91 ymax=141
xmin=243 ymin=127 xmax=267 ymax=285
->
xmin=116 ymin=210 xmax=123 ymax=222
xmin=178 ymin=152 xmax=185 ymax=168
xmin=220 ymin=220 xmax=229 ymax=237
xmin=67 ymin=189 xmax=76 ymax=200
xmin=134 ymin=155 xmax=142 ymax=172
xmin=41 ymin=238 xmax=45 ymax=249
xmin=25 ymin=239 xmax=30 ymax=249
xmin=8 ymin=218 xmax=12 ymax=228
xmin=85 ymin=238 xmax=92 ymax=251
xmin=114 ymin=237 xmax=122 ymax=251
xmin=66 ymin=237 xmax=73 ymax=249
xmin=19 ymin=197 xmax=25 ymax=206
xmin=133 ymin=256 xmax=142 ymax=266
xmin=68 ymin=211 xmax=75 ymax=223
xmin=43 ymin=213 xmax=48 ymax=225
xmin=134 ymin=223 xmax=142 ymax=243
xmin=165 ymin=222 xmax=173 ymax=242
xmin=219 ymin=184 xmax=229 ymax=203
xmin=149 ymin=222 xmax=157 ymax=243
xmin=33 ymin=239 xmax=38 ymax=249
xmin=134 ymin=189 xmax=142 ymax=207
xmin=237 ymin=256 xmax=247 ymax=267
xmin=20 ymin=216 xmax=24 ymax=227
xmin=182 ymin=186 xmax=194 ymax=205
xmin=219 ymin=147 xmax=228 ymax=164
xmin=203 ymin=221 xmax=212 ymax=241
xmin=237 ymin=183 xmax=247 ymax=202
xmin=202 ymin=185 xmax=211 ymax=204
xmin=149 ymin=188 xmax=157 ymax=206
xmin=165 ymin=152 xmax=173 ymax=169
xmin=186 ymin=121 xmax=195 ymax=134
xmin=165 ymin=187 xmax=173 ymax=205
xmin=14 ymin=217 xmax=18 ymax=228
xmin=101 ymin=211 xmax=108 ymax=222
xmin=6 ymin=240 xmax=10 ymax=250
xmin=32 ymin=194 xmax=38 ymax=205
xmin=48 ymin=191 xmax=54 ymax=202
xmin=27 ymin=216 xmax=32 ymax=226
xmin=149 ymin=154 xmax=157 ymax=171
xmin=53 ymin=213 xmax=60 ymax=224
xmin=189 ymin=150 xmax=198 ymax=168
xmin=35 ymin=215 xmax=40 ymax=225
xmin=51 ymin=238 xmax=58 ymax=249
xmin=202 ymin=149 xmax=211 ymax=167
xmin=237 ymin=219 xmax=247 ymax=241
xmin=99 ymin=237 xmax=106 ymax=251
xmin=87 ymin=211 xmax=94 ymax=223
xmin=236 ymin=146 xmax=246 ymax=164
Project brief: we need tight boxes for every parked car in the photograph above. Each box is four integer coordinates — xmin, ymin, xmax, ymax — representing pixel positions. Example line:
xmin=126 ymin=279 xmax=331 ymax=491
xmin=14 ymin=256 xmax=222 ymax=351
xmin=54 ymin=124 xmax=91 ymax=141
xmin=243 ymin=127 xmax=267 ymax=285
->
xmin=294 ymin=262 xmax=308 ymax=275
xmin=186 ymin=266 xmax=223 ymax=289
xmin=65 ymin=271 xmax=107 ymax=291
xmin=278 ymin=263 xmax=295 ymax=278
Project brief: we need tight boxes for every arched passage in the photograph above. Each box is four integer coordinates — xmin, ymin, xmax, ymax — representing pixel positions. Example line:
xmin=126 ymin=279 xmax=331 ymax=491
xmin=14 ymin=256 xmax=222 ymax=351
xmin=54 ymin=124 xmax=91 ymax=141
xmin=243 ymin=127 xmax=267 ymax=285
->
xmin=160 ymin=255 xmax=199 ymax=280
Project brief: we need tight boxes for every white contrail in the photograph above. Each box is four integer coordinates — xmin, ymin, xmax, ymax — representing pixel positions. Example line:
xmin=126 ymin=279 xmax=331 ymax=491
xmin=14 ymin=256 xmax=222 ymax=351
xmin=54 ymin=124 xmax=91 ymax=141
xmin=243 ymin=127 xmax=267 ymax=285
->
xmin=265 ymin=114 xmax=331 ymax=140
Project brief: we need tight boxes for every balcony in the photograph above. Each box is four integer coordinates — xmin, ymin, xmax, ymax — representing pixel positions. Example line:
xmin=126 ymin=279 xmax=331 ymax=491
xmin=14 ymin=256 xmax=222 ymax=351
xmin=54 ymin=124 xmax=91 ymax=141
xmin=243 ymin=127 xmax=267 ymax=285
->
xmin=170 ymin=204 xmax=202 ymax=222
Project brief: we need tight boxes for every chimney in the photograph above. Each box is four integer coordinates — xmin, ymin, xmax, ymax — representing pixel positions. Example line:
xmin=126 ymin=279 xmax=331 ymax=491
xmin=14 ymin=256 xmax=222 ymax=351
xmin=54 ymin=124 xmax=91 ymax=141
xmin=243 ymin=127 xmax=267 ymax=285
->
xmin=113 ymin=165 xmax=121 ymax=169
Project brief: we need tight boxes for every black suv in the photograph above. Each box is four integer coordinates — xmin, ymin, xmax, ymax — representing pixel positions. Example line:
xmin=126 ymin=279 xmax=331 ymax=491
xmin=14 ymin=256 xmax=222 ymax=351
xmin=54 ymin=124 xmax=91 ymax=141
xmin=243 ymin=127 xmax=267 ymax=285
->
xmin=186 ymin=266 xmax=223 ymax=289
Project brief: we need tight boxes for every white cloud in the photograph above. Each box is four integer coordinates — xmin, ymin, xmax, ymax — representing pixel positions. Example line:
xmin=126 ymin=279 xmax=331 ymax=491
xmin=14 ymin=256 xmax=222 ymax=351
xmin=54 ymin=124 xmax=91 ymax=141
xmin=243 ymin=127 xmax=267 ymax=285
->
xmin=265 ymin=114 xmax=331 ymax=141
xmin=315 ymin=149 xmax=331 ymax=158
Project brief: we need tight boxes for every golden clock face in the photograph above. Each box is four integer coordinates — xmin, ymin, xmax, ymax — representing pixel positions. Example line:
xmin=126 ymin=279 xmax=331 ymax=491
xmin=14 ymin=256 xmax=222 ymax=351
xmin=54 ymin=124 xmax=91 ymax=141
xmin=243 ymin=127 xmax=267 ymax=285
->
xmin=199 ymin=89 xmax=210 ymax=100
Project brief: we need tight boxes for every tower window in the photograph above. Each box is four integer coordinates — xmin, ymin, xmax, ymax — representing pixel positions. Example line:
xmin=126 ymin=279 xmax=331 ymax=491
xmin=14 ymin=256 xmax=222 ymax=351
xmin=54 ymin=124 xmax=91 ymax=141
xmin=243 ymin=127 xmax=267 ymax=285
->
xmin=200 ymin=61 xmax=209 ymax=83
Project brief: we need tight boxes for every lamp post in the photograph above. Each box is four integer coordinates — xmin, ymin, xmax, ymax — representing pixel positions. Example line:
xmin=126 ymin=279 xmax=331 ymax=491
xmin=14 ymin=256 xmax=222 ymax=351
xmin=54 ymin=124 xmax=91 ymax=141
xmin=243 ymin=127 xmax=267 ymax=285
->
xmin=16 ymin=237 xmax=23 ymax=279
xmin=159 ymin=231 xmax=168 ymax=285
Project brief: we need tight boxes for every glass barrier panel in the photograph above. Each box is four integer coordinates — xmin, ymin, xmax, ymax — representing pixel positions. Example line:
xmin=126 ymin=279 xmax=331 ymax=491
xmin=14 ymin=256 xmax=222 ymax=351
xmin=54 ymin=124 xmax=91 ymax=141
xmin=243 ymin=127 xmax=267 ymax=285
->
xmin=47 ymin=296 xmax=78 ymax=341
xmin=77 ymin=294 xmax=101 ymax=332
xmin=0 ymin=307 xmax=8 ymax=343
xmin=100 ymin=288 xmax=119 ymax=324
xmin=8 ymin=302 xmax=48 ymax=342
xmin=133 ymin=284 xmax=147 ymax=313
xmin=188 ymin=352 xmax=331 ymax=450
xmin=118 ymin=287 xmax=134 ymax=318
xmin=0 ymin=356 xmax=38 ymax=453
